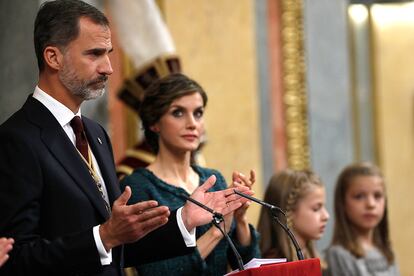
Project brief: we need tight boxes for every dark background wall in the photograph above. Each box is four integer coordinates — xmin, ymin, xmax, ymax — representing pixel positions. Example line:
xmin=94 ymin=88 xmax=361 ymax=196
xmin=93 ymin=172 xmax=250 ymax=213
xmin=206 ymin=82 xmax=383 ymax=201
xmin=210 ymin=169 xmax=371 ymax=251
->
xmin=0 ymin=0 xmax=38 ymax=124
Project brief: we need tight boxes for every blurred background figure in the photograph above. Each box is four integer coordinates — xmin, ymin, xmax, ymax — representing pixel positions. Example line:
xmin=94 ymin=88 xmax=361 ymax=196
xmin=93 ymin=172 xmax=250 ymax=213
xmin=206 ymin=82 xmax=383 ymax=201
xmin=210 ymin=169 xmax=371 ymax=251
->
xmin=325 ymin=162 xmax=399 ymax=276
xmin=109 ymin=0 xmax=182 ymax=180
xmin=120 ymin=73 xmax=260 ymax=275
xmin=257 ymin=170 xmax=329 ymax=266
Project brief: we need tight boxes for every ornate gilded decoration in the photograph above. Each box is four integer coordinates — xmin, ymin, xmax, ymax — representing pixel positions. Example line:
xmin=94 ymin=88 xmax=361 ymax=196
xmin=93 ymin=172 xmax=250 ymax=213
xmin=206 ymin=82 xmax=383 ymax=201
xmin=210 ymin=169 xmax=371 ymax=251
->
xmin=118 ymin=55 xmax=181 ymax=112
xmin=281 ymin=0 xmax=310 ymax=170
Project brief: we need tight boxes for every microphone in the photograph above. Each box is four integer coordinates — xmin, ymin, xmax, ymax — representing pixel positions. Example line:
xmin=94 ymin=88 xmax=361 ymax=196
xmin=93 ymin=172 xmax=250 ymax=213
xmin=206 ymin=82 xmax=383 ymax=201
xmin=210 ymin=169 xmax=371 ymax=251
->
xmin=233 ymin=190 xmax=285 ymax=215
xmin=234 ymin=190 xmax=304 ymax=261
xmin=185 ymin=196 xmax=224 ymax=225
xmin=181 ymin=194 xmax=245 ymax=271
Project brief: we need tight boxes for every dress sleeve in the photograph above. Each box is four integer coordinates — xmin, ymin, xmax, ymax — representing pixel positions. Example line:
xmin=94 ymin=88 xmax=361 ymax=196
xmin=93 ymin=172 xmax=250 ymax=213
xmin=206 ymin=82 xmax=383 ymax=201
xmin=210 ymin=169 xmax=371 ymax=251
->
xmin=211 ymin=169 xmax=261 ymax=268
xmin=137 ymin=248 xmax=210 ymax=275
xmin=132 ymin=168 xmax=221 ymax=275
xmin=324 ymin=246 xmax=358 ymax=276
xmin=121 ymin=171 xmax=195 ymax=267
xmin=228 ymin=224 xmax=261 ymax=269
xmin=119 ymin=170 xmax=152 ymax=205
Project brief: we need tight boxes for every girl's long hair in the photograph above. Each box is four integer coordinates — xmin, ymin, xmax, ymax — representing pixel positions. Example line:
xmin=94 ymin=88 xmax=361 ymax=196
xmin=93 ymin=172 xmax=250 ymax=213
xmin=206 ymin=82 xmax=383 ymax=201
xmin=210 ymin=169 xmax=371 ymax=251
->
xmin=257 ymin=170 xmax=323 ymax=261
xmin=330 ymin=162 xmax=394 ymax=264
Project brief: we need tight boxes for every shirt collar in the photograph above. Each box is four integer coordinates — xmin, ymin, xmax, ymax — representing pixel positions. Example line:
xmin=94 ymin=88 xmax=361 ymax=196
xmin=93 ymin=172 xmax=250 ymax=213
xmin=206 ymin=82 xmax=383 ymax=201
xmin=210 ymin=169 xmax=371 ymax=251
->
xmin=33 ymin=86 xmax=82 ymax=127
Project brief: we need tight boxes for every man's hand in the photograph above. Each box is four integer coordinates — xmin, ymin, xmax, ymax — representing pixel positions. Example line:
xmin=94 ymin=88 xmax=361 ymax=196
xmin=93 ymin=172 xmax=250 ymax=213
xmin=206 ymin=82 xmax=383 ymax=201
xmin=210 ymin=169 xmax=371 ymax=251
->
xmin=100 ymin=186 xmax=170 ymax=251
xmin=181 ymin=175 xmax=253 ymax=231
xmin=0 ymin=237 xmax=14 ymax=267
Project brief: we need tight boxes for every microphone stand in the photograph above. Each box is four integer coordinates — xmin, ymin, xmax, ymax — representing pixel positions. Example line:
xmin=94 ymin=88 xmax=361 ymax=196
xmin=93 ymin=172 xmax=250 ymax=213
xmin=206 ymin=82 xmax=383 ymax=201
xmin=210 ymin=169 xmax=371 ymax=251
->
xmin=270 ymin=208 xmax=304 ymax=261
xmin=233 ymin=190 xmax=304 ymax=261
xmin=184 ymin=197 xmax=245 ymax=271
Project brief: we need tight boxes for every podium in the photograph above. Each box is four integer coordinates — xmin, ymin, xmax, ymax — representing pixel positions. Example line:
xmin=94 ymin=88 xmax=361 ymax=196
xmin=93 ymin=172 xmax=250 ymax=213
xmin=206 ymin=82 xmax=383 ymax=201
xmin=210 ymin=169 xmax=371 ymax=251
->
xmin=230 ymin=258 xmax=321 ymax=276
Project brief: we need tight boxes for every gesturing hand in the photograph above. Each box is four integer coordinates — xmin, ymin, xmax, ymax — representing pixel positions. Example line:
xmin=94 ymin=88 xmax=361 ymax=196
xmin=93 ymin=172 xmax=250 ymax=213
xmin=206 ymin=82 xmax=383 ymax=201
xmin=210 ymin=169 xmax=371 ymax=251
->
xmin=0 ymin=237 xmax=14 ymax=267
xmin=100 ymin=186 xmax=170 ymax=251
xmin=232 ymin=170 xmax=255 ymax=222
xmin=181 ymin=175 xmax=253 ymax=232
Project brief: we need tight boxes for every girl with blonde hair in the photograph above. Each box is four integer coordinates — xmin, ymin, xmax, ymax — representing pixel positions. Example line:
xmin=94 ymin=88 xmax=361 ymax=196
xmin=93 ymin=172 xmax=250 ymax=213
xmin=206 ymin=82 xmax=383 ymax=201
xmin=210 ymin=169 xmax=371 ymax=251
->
xmin=257 ymin=170 xmax=329 ymax=263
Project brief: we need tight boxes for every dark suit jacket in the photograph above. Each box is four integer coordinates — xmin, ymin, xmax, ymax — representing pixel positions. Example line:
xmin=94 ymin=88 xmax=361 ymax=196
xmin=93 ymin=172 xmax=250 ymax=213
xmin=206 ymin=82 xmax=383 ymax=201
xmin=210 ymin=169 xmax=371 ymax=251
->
xmin=0 ymin=96 xmax=192 ymax=276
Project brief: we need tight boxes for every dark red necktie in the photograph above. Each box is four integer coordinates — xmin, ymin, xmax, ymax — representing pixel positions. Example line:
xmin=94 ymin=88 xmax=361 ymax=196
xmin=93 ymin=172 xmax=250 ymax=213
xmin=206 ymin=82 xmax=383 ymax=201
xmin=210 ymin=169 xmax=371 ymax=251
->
xmin=70 ymin=116 xmax=89 ymax=163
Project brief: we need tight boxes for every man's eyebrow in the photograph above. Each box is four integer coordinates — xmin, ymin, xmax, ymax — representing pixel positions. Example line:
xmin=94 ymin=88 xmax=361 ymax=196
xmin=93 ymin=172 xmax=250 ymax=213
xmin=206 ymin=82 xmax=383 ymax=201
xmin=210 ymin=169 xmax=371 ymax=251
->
xmin=83 ymin=47 xmax=114 ymax=55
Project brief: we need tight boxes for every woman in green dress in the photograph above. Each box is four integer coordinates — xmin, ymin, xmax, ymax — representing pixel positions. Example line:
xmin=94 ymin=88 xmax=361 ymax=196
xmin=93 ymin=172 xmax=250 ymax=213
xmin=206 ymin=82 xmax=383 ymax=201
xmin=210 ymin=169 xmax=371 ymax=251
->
xmin=120 ymin=73 xmax=260 ymax=275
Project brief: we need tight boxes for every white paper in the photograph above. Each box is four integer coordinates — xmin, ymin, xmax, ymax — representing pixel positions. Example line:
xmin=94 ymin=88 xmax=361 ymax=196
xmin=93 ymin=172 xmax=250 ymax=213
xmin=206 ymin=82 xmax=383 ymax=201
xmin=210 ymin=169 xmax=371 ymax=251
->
xmin=224 ymin=258 xmax=287 ymax=275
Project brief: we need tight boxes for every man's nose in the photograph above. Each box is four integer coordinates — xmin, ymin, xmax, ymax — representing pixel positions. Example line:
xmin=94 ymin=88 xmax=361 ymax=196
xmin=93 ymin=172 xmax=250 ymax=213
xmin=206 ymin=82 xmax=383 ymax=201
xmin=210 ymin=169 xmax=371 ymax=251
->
xmin=99 ymin=55 xmax=113 ymax=75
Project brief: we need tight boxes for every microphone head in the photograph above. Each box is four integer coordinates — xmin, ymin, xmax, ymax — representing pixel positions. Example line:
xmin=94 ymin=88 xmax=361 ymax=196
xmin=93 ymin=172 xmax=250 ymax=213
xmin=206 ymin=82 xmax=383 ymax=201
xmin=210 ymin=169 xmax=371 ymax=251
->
xmin=271 ymin=206 xmax=286 ymax=216
xmin=213 ymin=212 xmax=224 ymax=224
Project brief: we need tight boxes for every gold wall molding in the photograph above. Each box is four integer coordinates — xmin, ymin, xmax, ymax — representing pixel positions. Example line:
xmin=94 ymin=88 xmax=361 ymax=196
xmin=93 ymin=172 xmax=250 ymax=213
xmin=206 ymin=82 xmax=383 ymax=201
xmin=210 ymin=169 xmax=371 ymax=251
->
xmin=281 ymin=0 xmax=310 ymax=170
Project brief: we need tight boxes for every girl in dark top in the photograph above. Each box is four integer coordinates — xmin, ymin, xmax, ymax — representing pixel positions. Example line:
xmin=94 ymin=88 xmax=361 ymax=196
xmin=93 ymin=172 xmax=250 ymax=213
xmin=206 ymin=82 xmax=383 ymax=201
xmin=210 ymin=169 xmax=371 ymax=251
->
xmin=257 ymin=170 xmax=329 ymax=264
xmin=325 ymin=162 xmax=399 ymax=276
xmin=120 ymin=73 xmax=260 ymax=275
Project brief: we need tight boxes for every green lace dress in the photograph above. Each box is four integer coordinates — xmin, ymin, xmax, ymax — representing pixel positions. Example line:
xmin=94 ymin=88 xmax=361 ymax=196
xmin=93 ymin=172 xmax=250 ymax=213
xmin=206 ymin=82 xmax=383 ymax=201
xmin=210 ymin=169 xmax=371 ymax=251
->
xmin=120 ymin=166 xmax=260 ymax=276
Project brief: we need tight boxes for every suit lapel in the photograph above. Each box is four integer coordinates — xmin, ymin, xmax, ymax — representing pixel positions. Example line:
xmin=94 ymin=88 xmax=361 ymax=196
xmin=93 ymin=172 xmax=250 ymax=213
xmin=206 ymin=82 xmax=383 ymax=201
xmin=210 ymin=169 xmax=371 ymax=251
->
xmin=83 ymin=118 xmax=120 ymax=205
xmin=24 ymin=97 xmax=110 ymax=220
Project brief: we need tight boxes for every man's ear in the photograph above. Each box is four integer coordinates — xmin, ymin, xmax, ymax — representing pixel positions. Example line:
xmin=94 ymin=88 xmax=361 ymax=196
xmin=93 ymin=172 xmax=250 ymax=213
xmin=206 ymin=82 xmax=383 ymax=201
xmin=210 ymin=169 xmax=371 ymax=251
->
xmin=43 ymin=46 xmax=64 ymax=70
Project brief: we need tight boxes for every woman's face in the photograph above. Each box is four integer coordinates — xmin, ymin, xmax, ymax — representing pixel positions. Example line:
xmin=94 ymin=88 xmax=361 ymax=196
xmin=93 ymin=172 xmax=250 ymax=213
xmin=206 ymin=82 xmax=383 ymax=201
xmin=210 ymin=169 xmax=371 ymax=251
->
xmin=291 ymin=186 xmax=329 ymax=245
xmin=344 ymin=175 xmax=385 ymax=233
xmin=152 ymin=92 xmax=205 ymax=153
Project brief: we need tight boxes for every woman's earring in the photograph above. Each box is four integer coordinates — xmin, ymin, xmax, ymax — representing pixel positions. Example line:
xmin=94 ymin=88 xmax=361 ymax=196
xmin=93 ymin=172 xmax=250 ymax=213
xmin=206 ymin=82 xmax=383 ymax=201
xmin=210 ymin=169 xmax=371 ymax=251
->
xmin=150 ymin=126 xmax=160 ymax=133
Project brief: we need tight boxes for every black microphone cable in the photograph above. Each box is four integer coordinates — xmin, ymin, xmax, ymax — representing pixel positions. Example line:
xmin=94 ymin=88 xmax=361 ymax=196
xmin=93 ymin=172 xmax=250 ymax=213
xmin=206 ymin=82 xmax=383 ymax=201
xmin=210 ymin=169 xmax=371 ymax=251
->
xmin=210 ymin=215 xmax=244 ymax=271
xmin=270 ymin=210 xmax=304 ymax=260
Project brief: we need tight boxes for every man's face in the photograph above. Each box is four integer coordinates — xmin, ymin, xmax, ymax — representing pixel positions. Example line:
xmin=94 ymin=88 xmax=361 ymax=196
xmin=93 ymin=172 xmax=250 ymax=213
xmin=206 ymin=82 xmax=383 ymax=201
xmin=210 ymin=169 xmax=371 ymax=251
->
xmin=59 ymin=17 xmax=113 ymax=101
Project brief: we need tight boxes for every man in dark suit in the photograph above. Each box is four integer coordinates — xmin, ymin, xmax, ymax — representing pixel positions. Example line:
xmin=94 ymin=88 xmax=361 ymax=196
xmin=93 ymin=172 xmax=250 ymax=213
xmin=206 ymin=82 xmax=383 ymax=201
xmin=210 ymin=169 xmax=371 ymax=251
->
xmin=0 ymin=1 xmax=248 ymax=275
